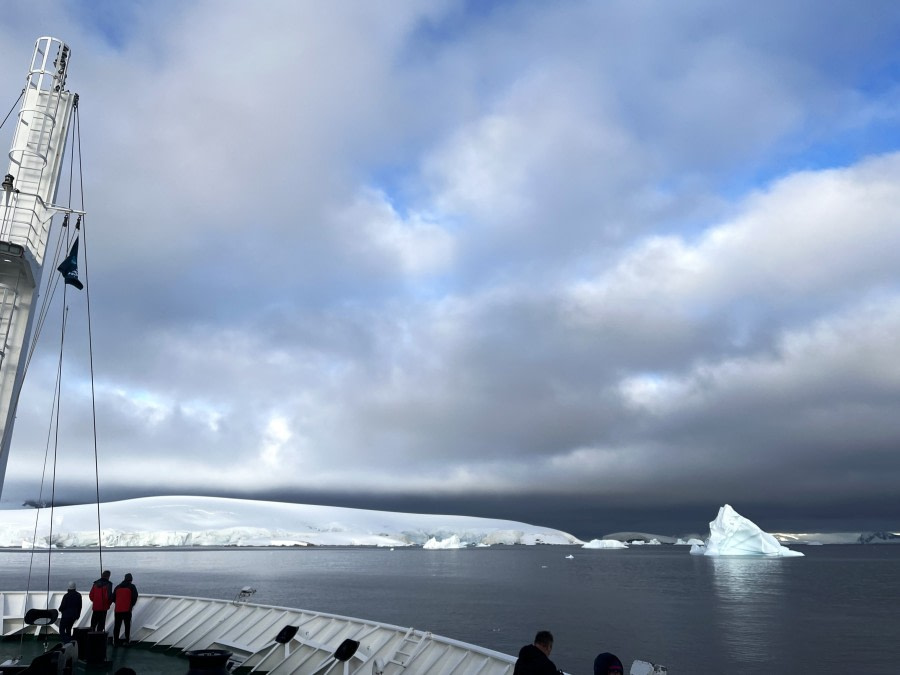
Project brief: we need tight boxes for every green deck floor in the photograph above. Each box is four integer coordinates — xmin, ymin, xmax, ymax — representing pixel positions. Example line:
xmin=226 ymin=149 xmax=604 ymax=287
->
xmin=1 ymin=635 xmax=196 ymax=674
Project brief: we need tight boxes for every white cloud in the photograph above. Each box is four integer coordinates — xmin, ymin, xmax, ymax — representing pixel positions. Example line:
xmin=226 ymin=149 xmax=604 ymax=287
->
xmin=635 ymin=297 xmax=900 ymax=416
xmin=566 ymin=152 xmax=900 ymax=343
xmin=333 ymin=188 xmax=455 ymax=277
xmin=3 ymin=2 xmax=900 ymax=529
xmin=260 ymin=415 xmax=292 ymax=466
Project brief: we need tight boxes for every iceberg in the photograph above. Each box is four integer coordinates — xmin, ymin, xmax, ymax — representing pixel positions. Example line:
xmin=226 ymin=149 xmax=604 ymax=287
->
xmin=582 ymin=538 xmax=628 ymax=549
xmin=423 ymin=534 xmax=466 ymax=549
xmin=690 ymin=504 xmax=803 ymax=557
xmin=603 ymin=531 xmax=676 ymax=544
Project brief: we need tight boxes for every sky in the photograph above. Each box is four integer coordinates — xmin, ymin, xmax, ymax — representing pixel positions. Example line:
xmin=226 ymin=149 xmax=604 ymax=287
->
xmin=2 ymin=1 xmax=900 ymax=539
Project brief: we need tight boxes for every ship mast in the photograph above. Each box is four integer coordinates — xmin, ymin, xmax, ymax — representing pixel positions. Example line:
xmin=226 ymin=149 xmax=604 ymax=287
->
xmin=0 ymin=37 xmax=78 ymax=498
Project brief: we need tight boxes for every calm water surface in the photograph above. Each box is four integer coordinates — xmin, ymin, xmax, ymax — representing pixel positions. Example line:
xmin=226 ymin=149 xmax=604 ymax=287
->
xmin=1 ymin=545 xmax=897 ymax=674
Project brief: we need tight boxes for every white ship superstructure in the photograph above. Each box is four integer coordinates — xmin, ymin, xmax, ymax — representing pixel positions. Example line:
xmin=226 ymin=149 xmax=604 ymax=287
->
xmin=0 ymin=36 xmax=78 ymax=496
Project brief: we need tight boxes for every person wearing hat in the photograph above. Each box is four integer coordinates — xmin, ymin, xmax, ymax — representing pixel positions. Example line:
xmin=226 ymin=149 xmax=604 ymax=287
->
xmin=112 ymin=573 xmax=139 ymax=646
xmin=58 ymin=581 xmax=82 ymax=641
xmin=593 ymin=652 xmax=624 ymax=674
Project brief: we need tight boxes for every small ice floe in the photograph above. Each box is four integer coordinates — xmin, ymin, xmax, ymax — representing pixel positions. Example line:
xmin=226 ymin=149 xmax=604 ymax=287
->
xmin=565 ymin=554 xmax=574 ymax=559
xmin=631 ymin=659 xmax=668 ymax=674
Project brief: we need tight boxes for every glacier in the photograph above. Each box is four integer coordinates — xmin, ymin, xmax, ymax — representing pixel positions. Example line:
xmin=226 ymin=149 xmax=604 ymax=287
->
xmin=0 ymin=495 xmax=583 ymax=548
xmin=690 ymin=504 xmax=804 ymax=557
xmin=772 ymin=530 xmax=900 ymax=545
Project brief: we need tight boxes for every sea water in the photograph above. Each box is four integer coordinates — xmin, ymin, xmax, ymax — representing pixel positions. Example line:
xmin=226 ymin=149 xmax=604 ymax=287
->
xmin=1 ymin=544 xmax=897 ymax=674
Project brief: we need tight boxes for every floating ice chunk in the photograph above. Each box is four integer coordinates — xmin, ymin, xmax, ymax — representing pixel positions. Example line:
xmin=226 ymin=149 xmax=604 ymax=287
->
xmin=630 ymin=659 xmax=668 ymax=674
xmin=582 ymin=539 xmax=628 ymax=549
xmin=675 ymin=537 xmax=705 ymax=546
xmin=691 ymin=505 xmax=804 ymax=557
xmin=565 ymin=554 xmax=574 ymax=559
xmin=423 ymin=534 xmax=466 ymax=549
xmin=270 ymin=540 xmax=309 ymax=547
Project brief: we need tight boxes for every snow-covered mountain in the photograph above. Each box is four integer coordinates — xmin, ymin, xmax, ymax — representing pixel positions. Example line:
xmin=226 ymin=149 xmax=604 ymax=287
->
xmin=0 ymin=496 xmax=584 ymax=548
xmin=772 ymin=530 xmax=900 ymax=545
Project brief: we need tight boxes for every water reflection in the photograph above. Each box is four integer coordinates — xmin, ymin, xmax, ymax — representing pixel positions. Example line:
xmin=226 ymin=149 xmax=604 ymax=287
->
xmin=708 ymin=556 xmax=787 ymax=667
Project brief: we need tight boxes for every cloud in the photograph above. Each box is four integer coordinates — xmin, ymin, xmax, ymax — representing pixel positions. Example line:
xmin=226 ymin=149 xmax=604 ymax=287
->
xmin=332 ymin=188 xmax=456 ymax=277
xmin=3 ymin=1 xmax=900 ymax=533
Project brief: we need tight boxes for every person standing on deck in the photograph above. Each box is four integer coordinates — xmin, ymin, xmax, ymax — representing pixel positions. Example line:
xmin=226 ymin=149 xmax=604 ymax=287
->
xmin=593 ymin=652 xmax=624 ymax=674
xmin=58 ymin=581 xmax=82 ymax=641
xmin=88 ymin=570 xmax=113 ymax=631
xmin=112 ymin=573 xmax=138 ymax=646
xmin=514 ymin=630 xmax=563 ymax=675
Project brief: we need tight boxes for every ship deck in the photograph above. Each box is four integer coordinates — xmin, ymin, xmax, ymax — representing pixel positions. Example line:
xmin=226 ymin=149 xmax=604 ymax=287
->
xmin=0 ymin=591 xmax=519 ymax=674
xmin=1 ymin=635 xmax=190 ymax=673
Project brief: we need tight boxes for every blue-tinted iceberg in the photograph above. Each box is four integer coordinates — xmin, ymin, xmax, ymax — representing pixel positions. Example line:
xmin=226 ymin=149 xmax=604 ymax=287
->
xmin=690 ymin=504 xmax=803 ymax=557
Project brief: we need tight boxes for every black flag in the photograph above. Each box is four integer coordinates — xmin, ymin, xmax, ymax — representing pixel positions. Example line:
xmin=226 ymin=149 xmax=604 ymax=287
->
xmin=57 ymin=237 xmax=84 ymax=290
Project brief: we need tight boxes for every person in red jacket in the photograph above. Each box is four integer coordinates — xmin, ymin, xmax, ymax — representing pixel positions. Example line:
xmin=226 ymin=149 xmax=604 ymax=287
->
xmin=88 ymin=570 xmax=113 ymax=631
xmin=112 ymin=573 xmax=138 ymax=646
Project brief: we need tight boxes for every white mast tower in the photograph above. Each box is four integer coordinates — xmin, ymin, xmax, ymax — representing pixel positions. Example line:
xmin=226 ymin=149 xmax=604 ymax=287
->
xmin=0 ymin=37 xmax=77 ymax=498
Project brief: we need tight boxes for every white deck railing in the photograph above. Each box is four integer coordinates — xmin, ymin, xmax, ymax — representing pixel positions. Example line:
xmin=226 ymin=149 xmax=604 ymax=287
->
xmin=0 ymin=591 xmax=517 ymax=674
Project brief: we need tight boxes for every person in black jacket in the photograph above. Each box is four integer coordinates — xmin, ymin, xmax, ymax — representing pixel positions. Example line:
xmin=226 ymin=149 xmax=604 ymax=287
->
xmin=58 ymin=581 xmax=83 ymax=641
xmin=514 ymin=630 xmax=563 ymax=675
xmin=112 ymin=573 xmax=139 ymax=646
xmin=594 ymin=652 xmax=624 ymax=674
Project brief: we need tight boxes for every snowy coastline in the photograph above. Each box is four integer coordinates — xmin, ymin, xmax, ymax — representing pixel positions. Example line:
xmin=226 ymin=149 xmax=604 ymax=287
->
xmin=0 ymin=495 xmax=583 ymax=549
xmin=1 ymin=496 xmax=895 ymax=549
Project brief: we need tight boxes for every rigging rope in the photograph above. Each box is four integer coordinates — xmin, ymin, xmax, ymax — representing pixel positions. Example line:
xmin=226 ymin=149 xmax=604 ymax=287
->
xmin=15 ymin=92 xmax=104 ymax=650
xmin=45 ymin=304 xmax=70 ymax=600
xmin=73 ymin=103 xmax=105 ymax=574
xmin=0 ymin=89 xmax=24 ymax=131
